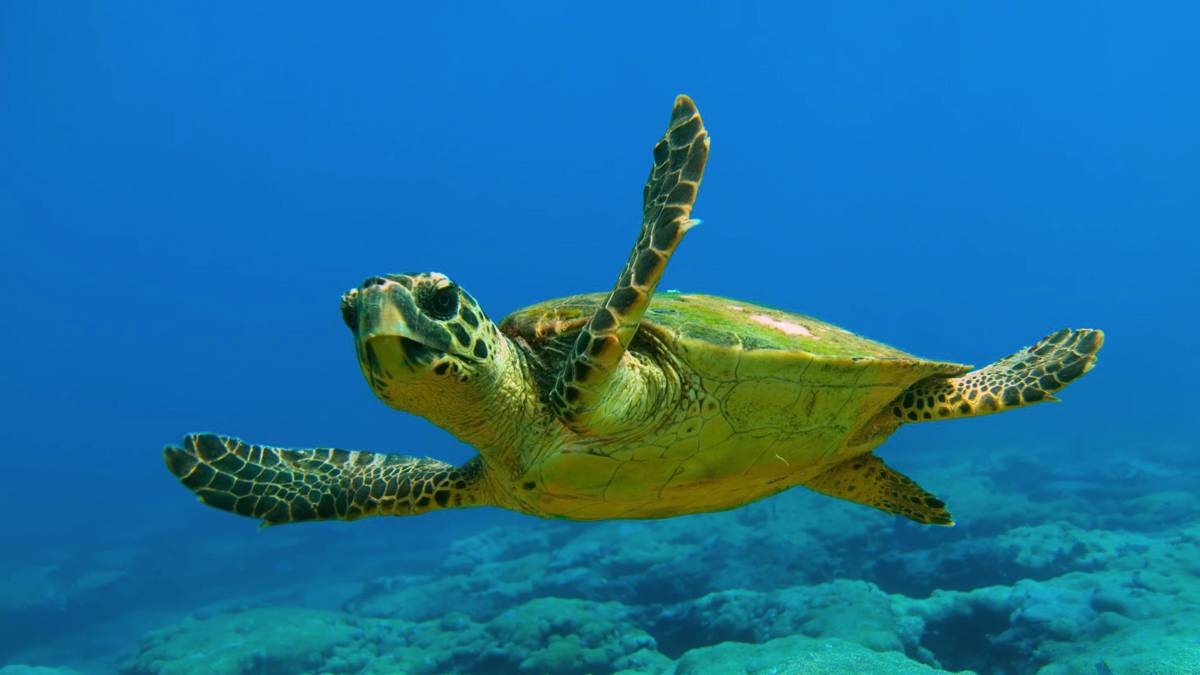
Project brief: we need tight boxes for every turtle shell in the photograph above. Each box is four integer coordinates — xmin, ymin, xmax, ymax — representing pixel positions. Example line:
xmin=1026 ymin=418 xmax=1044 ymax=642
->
xmin=501 ymin=291 xmax=967 ymax=372
xmin=500 ymin=292 xmax=971 ymax=518
xmin=501 ymin=292 xmax=970 ymax=424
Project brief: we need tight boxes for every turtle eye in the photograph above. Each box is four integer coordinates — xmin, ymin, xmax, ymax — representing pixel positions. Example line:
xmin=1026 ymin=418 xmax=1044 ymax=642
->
xmin=425 ymin=285 xmax=459 ymax=320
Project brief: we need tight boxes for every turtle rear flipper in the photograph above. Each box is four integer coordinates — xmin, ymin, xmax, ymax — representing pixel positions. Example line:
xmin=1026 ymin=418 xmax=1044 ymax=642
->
xmin=807 ymin=453 xmax=954 ymax=525
xmin=549 ymin=95 xmax=709 ymax=431
xmin=164 ymin=433 xmax=489 ymax=526
xmin=889 ymin=328 xmax=1104 ymax=423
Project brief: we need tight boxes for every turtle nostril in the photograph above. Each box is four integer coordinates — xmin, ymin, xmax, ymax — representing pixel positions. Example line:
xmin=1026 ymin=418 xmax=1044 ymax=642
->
xmin=362 ymin=276 xmax=389 ymax=289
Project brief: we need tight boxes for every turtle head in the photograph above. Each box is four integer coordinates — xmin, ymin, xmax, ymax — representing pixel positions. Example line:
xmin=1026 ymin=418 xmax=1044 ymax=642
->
xmin=341 ymin=272 xmax=502 ymax=411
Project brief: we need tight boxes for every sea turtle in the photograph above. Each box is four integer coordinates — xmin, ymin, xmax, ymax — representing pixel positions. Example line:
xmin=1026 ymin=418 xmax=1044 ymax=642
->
xmin=165 ymin=95 xmax=1103 ymax=527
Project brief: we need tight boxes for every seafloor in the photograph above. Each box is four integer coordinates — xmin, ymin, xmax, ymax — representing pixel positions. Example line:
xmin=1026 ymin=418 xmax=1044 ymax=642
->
xmin=3 ymin=442 xmax=1198 ymax=675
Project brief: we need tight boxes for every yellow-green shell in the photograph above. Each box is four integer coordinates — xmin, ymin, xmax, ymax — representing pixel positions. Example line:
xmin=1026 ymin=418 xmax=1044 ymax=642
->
xmin=504 ymin=292 xmax=956 ymax=361
xmin=500 ymin=293 xmax=970 ymax=520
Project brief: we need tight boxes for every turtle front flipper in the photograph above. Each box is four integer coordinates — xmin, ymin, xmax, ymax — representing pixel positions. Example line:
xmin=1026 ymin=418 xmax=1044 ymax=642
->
xmin=889 ymin=328 xmax=1104 ymax=423
xmin=164 ymin=434 xmax=490 ymax=526
xmin=550 ymin=95 xmax=709 ymax=430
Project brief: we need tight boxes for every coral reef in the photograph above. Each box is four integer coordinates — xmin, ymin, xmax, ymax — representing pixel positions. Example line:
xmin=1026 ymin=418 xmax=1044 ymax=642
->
xmin=122 ymin=608 xmax=361 ymax=675
xmin=0 ymin=667 xmax=83 ymax=675
xmin=671 ymin=635 xmax=952 ymax=675
xmin=7 ymin=448 xmax=1199 ymax=673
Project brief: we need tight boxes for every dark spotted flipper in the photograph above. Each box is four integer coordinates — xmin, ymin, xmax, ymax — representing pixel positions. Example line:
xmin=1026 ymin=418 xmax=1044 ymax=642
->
xmin=549 ymin=95 xmax=709 ymax=429
xmin=889 ymin=328 xmax=1104 ymax=423
xmin=164 ymin=433 xmax=488 ymax=526
xmin=807 ymin=453 xmax=954 ymax=526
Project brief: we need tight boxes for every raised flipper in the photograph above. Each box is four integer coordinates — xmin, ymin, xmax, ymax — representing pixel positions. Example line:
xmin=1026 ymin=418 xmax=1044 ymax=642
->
xmin=549 ymin=95 xmax=709 ymax=429
xmin=807 ymin=453 xmax=954 ymax=525
xmin=889 ymin=328 xmax=1103 ymax=423
xmin=164 ymin=433 xmax=488 ymax=526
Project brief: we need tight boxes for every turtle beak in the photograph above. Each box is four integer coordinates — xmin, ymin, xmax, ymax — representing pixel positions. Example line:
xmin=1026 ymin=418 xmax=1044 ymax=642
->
xmin=342 ymin=278 xmax=452 ymax=368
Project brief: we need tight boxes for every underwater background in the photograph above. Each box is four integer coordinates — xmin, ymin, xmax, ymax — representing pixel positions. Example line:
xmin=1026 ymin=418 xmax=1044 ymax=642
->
xmin=2 ymin=3 xmax=1198 ymax=674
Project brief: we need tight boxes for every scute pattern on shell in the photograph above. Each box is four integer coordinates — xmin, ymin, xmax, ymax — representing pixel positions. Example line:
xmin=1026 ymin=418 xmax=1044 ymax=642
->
xmin=502 ymin=292 xmax=967 ymax=365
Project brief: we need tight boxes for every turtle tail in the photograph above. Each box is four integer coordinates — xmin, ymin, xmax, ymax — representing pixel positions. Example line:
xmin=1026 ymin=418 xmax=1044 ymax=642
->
xmin=889 ymin=328 xmax=1103 ymax=423
xmin=164 ymin=433 xmax=489 ymax=526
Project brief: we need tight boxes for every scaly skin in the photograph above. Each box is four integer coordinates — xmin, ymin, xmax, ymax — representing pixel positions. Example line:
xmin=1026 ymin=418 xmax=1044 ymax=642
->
xmin=549 ymin=95 xmax=709 ymax=433
xmin=164 ymin=434 xmax=488 ymax=525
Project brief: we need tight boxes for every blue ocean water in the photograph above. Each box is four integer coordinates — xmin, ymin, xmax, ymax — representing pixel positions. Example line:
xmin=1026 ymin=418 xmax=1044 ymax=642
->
xmin=2 ymin=3 xmax=1197 ymax=673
